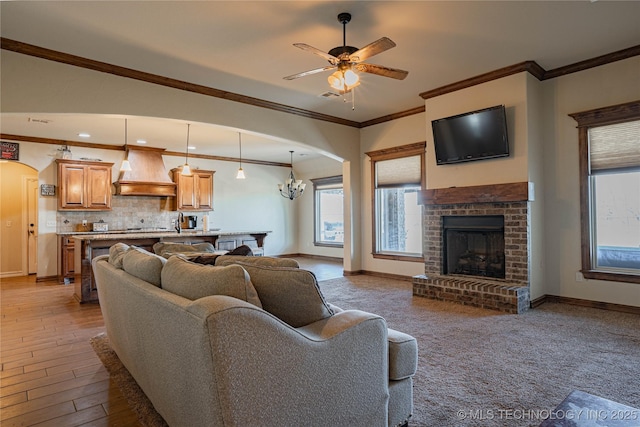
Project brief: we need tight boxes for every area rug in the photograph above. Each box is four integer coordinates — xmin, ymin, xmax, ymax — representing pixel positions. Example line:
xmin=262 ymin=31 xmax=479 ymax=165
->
xmin=90 ymin=333 xmax=168 ymax=427
xmin=91 ymin=275 xmax=640 ymax=427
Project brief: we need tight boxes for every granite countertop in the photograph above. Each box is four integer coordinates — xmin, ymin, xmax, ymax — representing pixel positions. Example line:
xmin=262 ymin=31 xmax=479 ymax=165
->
xmin=67 ymin=230 xmax=271 ymax=240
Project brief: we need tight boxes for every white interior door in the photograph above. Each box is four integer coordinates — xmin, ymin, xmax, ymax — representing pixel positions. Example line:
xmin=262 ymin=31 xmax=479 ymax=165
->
xmin=27 ymin=178 xmax=38 ymax=274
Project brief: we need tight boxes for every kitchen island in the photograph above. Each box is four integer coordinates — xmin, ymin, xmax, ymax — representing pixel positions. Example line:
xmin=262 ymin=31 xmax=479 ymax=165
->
xmin=71 ymin=230 xmax=270 ymax=303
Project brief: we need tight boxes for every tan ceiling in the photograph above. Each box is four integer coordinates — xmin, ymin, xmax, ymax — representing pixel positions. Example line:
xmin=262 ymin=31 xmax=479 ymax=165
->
xmin=1 ymin=1 xmax=639 ymax=164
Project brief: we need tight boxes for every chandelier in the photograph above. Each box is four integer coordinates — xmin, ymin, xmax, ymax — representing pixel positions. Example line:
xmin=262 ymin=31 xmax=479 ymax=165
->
xmin=278 ymin=151 xmax=306 ymax=200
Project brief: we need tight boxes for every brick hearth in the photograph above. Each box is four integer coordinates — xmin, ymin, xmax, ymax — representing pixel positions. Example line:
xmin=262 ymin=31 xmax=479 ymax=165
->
xmin=414 ymin=183 xmax=531 ymax=314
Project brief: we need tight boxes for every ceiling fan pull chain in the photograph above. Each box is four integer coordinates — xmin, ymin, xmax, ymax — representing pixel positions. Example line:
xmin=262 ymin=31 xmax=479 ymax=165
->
xmin=352 ymin=86 xmax=356 ymax=110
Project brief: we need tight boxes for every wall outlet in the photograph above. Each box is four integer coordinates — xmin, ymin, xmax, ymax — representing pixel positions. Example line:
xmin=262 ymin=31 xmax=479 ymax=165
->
xmin=46 ymin=220 xmax=56 ymax=227
xmin=575 ymin=271 xmax=584 ymax=282
xmin=82 ymin=220 xmax=88 ymax=226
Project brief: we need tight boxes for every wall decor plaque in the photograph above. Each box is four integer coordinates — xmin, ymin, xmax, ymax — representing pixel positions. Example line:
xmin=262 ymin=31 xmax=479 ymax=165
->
xmin=1 ymin=141 xmax=19 ymax=160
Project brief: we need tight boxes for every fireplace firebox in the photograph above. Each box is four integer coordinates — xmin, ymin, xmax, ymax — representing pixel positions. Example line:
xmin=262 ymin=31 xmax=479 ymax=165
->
xmin=443 ymin=215 xmax=505 ymax=279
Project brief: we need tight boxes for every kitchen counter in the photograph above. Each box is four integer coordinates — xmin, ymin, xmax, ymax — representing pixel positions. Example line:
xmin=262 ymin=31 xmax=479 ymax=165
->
xmin=70 ymin=230 xmax=271 ymax=303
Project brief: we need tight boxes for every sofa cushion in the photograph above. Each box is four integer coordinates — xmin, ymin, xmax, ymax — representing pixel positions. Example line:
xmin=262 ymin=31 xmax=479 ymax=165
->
xmin=109 ymin=242 xmax=129 ymax=269
xmin=122 ymin=246 xmax=167 ymax=287
xmin=161 ymin=255 xmax=262 ymax=308
xmin=387 ymin=328 xmax=418 ymax=380
xmin=215 ymin=255 xmax=299 ymax=268
xmin=234 ymin=263 xmax=332 ymax=327
xmin=153 ymin=241 xmax=216 ymax=258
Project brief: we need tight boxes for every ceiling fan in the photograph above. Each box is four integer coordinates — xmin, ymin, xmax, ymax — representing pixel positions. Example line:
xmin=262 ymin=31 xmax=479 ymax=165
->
xmin=284 ymin=12 xmax=408 ymax=94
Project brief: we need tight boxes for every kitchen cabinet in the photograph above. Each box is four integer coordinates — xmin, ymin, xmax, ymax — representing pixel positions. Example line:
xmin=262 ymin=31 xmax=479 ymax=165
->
xmin=171 ymin=169 xmax=214 ymax=211
xmin=58 ymin=235 xmax=75 ymax=283
xmin=57 ymin=159 xmax=113 ymax=211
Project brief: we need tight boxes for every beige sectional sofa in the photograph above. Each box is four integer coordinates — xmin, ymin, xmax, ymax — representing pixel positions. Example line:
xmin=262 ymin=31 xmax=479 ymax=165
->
xmin=92 ymin=244 xmax=418 ymax=427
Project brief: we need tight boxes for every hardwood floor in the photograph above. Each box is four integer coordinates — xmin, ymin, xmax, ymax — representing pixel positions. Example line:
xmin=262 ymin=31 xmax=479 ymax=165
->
xmin=0 ymin=275 xmax=140 ymax=426
xmin=0 ymin=257 xmax=343 ymax=426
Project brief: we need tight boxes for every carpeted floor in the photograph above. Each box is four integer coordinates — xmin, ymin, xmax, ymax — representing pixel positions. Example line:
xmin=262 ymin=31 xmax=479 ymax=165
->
xmin=91 ymin=275 xmax=640 ymax=427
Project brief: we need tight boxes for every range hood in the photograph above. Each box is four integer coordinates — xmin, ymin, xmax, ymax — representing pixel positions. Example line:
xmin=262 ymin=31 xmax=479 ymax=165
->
xmin=114 ymin=147 xmax=177 ymax=196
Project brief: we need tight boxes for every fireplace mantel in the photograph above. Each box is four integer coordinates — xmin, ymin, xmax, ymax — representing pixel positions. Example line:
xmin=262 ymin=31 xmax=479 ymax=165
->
xmin=418 ymin=182 xmax=530 ymax=205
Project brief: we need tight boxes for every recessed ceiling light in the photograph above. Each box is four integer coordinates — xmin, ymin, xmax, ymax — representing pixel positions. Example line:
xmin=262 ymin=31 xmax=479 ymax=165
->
xmin=136 ymin=139 xmax=147 ymax=144
xmin=78 ymin=132 xmax=91 ymax=138
xmin=188 ymin=146 xmax=196 ymax=150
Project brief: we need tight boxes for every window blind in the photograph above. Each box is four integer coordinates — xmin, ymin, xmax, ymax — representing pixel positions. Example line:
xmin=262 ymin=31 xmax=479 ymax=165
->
xmin=375 ymin=155 xmax=421 ymax=188
xmin=589 ymin=120 xmax=640 ymax=172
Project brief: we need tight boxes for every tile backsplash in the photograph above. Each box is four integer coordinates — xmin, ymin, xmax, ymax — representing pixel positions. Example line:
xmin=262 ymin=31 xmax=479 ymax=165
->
xmin=57 ymin=196 xmax=209 ymax=232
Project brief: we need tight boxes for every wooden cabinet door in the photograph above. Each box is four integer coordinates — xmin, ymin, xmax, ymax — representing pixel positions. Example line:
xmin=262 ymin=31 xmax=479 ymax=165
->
xmin=57 ymin=160 xmax=113 ymax=211
xmin=178 ymin=173 xmax=197 ymax=210
xmin=86 ymin=166 xmax=112 ymax=209
xmin=59 ymin=163 xmax=86 ymax=209
xmin=195 ymin=172 xmax=213 ymax=210
xmin=172 ymin=169 xmax=214 ymax=211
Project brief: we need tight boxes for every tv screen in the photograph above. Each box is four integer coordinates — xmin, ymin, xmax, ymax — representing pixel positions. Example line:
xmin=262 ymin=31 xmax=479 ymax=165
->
xmin=431 ymin=105 xmax=510 ymax=165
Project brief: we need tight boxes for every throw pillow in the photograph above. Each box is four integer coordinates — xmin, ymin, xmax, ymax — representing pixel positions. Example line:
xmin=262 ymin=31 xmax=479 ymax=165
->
xmin=234 ymin=263 xmax=333 ymax=327
xmin=226 ymin=245 xmax=254 ymax=256
xmin=109 ymin=242 xmax=129 ymax=269
xmin=215 ymin=255 xmax=299 ymax=268
xmin=161 ymin=255 xmax=262 ymax=308
xmin=122 ymin=246 xmax=167 ymax=287
xmin=152 ymin=242 xmax=215 ymax=258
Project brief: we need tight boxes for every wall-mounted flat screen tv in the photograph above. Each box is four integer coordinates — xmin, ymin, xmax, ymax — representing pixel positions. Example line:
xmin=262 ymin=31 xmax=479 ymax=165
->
xmin=431 ymin=105 xmax=510 ymax=165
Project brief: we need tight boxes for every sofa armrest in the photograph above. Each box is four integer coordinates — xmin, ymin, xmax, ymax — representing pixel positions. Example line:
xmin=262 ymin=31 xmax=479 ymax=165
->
xmin=387 ymin=328 xmax=418 ymax=380
xmin=188 ymin=297 xmax=390 ymax=426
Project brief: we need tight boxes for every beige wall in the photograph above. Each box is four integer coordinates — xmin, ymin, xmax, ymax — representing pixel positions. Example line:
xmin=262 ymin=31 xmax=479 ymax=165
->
xmin=1 ymin=50 xmax=361 ymax=278
xmin=541 ymin=56 xmax=640 ymax=306
xmin=360 ymin=59 xmax=639 ymax=307
xmin=424 ymin=73 xmax=529 ymax=189
xmin=296 ymin=156 xmax=344 ymax=259
xmin=2 ymin=48 xmax=639 ymax=307
xmin=360 ymin=113 xmax=428 ymax=277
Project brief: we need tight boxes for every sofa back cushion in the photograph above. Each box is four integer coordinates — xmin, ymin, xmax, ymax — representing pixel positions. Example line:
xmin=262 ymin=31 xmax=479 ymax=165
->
xmin=215 ymin=255 xmax=299 ymax=268
xmin=153 ymin=241 xmax=216 ymax=258
xmin=122 ymin=246 xmax=167 ymax=287
xmin=235 ymin=263 xmax=333 ymax=327
xmin=109 ymin=242 xmax=130 ymax=269
xmin=161 ymin=255 xmax=262 ymax=308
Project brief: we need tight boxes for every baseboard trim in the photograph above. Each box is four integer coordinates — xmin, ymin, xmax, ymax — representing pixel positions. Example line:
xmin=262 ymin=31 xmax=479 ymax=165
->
xmin=359 ymin=270 xmax=415 ymax=282
xmin=532 ymin=294 xmax=640 ymax=315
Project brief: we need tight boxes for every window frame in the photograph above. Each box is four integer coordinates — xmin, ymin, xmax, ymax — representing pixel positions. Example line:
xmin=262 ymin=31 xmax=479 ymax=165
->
xmin=311 ymin=175 xmax=344 ymax=248
xmin=366 ymin=142 xmax=426 ymax=262
xmin=569 ymin=100 xmax=640 ymax=284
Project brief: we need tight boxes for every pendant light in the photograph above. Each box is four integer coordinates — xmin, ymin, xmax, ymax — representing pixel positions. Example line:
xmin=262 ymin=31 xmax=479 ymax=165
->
xmin=120 ymin=119 xmax=132 ymax=172
xmin=181 ymin=123 xmax=192 ymax=176
xmin=236 ymin=132 xmax=246 ymax=179
xmin=278 ymin=151 xmax=306 ymax=200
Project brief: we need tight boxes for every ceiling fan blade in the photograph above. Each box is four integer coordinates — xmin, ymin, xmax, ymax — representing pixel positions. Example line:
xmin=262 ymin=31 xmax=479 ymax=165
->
xmin=293 ymin=43 xmax=340 ymax=65
xmin=348 ymin=37 xmax=396 ymax=62
xmin=354 ymin=63 xmax=409 ymax=80
xmin=283 ymin=65 xmax=337 ymax=80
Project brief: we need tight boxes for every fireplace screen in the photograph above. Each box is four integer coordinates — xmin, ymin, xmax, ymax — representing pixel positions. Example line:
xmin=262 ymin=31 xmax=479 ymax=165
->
xmin=443 ymin=215 xmax=505 ymax=279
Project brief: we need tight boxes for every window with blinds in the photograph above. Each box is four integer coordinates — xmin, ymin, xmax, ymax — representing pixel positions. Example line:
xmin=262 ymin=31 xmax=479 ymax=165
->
xmin=588 ymin=119 xmax=640 ymax=274
xmin=367 ymin=142 xmax=426 ymax=259
xmin=589 ymin=120 xmax=640 ymax=173
xmin=375 ymin=155 xmax=422 ymax=188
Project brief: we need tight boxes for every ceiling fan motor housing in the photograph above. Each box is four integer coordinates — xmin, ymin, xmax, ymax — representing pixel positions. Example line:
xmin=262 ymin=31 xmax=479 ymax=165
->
xmin=328 ymin=45 xmax=358 ymax=60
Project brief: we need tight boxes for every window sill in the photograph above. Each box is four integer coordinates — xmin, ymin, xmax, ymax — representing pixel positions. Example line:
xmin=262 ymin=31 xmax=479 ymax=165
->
xmin=313 ymin=242 xmax=343 ymax=248
xmin=372 ymin=253 xmax=424 ymax=263
xmin=582 ymin=269 xmax=640 ymax=284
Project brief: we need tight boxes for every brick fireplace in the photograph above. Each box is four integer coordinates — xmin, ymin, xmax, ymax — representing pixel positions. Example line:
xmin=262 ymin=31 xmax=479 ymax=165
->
xmin=413 ymin=182 xmax=531 ymax=313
